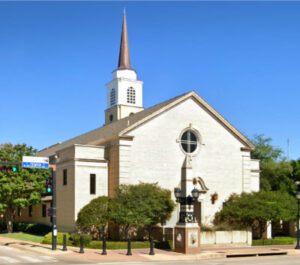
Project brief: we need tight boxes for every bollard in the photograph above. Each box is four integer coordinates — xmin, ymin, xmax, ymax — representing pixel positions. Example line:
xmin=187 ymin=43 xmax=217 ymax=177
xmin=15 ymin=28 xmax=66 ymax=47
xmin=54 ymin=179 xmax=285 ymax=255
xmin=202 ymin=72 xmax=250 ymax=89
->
xmin=126 ymin=237 xmax=132 ymax=256
xmin=101 ymin=236 xmax=107 ymax=255
xmin=79 ymin=235 xmax=84 ymax=254
xmin=149 ymin=236 xmax=155 ymax=255
xmin=62 ymin=234 xmax=67 ymax=251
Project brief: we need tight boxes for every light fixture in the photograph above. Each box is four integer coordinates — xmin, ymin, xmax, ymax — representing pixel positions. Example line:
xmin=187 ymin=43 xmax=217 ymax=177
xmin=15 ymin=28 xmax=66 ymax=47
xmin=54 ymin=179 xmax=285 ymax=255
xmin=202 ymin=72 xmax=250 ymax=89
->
xmin=191 ymin=188 xmax=200 ymax=200
xmin=174 ymin=188 xmax=181 ymax=199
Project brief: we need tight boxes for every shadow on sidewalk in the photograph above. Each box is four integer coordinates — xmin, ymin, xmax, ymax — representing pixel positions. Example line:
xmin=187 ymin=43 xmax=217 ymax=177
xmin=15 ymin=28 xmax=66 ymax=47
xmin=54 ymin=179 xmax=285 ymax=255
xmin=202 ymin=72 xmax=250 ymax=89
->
xmin=3 ymin=241 xmax=52 ymax=251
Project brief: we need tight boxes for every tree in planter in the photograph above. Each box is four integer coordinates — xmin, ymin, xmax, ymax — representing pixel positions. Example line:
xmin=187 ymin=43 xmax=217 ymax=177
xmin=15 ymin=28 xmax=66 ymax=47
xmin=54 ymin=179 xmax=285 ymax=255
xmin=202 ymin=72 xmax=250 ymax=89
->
xmin=76 ymin=196 xmax=110 ymax=240
xmin=0 ymin=143 xmax=49 ymax=233
xmin=109 ymin=183 xmax=175 ymax=240
xmin=214 ymin=191 xmax=297 ymax=239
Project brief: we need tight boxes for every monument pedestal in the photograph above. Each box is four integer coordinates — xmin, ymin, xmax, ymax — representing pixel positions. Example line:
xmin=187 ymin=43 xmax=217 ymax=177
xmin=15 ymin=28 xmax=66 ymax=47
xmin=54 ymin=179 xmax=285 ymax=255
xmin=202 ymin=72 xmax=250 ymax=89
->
xmin=174 ymin=223 xmax=201 ymax=254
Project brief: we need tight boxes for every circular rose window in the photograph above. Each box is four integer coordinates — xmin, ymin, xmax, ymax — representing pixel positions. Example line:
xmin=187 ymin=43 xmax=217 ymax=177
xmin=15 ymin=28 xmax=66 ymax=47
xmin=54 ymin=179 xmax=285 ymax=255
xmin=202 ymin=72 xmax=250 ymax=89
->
xmin=180 ymin=130 xmax=198 ymax=154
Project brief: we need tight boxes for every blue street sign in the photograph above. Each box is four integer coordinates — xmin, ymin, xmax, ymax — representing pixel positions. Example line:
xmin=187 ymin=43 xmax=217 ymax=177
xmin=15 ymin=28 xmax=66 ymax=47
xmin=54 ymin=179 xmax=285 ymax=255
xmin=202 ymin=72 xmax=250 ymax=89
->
xmin=22 ymin=162 xmax=49 ymax=169
xmin=22 ymin=156 xmax=49 ymax=169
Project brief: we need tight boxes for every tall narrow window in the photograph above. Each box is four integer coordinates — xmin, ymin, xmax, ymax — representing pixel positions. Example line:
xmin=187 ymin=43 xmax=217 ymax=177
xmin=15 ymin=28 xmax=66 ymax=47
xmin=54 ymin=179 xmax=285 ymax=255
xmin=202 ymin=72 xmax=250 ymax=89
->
xmin=29 ymin=205 xmax=32 ymax=217
xmin=63 ymin=169 xmax=67 ymax=186
xmin=110 ymin=88 xmax=116 ymax=106
xmin=127 ymin=87 xmax=136 ymax=104
xmin=42 ymin=204 xmax=46 ymax=217
xmin=90 ymin=174 xmax=96 ymax=195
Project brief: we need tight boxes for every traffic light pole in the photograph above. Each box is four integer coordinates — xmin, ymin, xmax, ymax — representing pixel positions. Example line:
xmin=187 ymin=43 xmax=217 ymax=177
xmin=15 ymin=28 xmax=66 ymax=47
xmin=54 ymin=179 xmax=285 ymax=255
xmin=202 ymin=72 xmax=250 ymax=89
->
xmin=50 ymin=167 xmax=57 ymax=251
xmin=1 ymin=160 xmax=57 ymax=250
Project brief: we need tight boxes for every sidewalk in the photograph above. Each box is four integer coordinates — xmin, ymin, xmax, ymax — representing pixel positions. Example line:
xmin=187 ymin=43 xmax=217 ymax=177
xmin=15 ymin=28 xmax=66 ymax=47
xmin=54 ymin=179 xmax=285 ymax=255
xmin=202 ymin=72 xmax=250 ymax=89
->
xmin=1 ymin=235 xmax=300 ymax=262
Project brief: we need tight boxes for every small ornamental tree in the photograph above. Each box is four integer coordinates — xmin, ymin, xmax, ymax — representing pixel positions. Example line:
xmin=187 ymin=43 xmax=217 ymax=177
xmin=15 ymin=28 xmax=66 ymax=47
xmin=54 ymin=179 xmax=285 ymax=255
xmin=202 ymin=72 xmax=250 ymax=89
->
xmin=0 ymin=143 xmax=50 ymax=233
xmin=76 ymin=196 xmax=110 ymax=239
xmin=109 ymin=183 xmax=175 ymax=239
xmin=215 ymin=191 xmax=297 ymax=238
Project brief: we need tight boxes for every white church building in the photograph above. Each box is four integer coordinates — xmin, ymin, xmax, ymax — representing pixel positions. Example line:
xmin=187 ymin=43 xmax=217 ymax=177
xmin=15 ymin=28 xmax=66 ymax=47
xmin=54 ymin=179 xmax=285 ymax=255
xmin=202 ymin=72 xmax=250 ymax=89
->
xmin=17 ymin=13 xmax=260 ymax=233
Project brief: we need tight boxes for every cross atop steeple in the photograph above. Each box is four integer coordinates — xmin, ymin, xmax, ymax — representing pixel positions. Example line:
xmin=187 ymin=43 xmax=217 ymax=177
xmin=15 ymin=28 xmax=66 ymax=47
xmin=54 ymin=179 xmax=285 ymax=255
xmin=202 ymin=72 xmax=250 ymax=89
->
xmin=118 ymin=10 xmax=131 ymax=69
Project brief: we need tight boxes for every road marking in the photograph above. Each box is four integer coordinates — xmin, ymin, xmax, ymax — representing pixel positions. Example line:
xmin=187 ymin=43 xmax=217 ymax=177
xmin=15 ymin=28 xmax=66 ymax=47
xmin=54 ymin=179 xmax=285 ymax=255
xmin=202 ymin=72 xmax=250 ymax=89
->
xmin=19 ymin=255 xmax=41 ymax=263
xmin=39 ymin=255 xmax=57 ymax=262
xmin=0 ymin=256 xmax=20 ymax=263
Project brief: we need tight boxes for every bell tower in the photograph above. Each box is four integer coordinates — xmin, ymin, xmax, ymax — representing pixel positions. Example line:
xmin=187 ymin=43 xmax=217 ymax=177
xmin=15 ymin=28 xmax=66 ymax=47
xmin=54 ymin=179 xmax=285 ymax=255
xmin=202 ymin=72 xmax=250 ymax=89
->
xmin=105 ymin=11 xmax=144 ymax=124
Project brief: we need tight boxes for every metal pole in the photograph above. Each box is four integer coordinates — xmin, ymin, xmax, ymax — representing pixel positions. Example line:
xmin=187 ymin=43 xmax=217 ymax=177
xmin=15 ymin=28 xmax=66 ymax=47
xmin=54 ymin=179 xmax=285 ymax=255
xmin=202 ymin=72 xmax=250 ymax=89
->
xmin=79 ymin=235 xmax=84 ymax=253
xmin=51 ymin=168 xmax=57 ymax=251
xmin=296 ymin=200 xmax=300 ymax=249
xmin=62 ymin=234 xmax=67 ymax=251
xmin=149 ymin=236 xmax=155 ymax=255
xmin=101 ymin=236 xmax=107 ymax=255
xmin=126 ymin=237 xmax=132 ymax=256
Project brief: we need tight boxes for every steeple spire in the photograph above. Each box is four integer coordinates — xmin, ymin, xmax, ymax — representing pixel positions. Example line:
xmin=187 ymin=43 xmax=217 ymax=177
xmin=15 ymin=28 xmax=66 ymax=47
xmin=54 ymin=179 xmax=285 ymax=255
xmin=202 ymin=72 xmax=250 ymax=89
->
xmin=118 ymin=10 xmax=131 ymax=69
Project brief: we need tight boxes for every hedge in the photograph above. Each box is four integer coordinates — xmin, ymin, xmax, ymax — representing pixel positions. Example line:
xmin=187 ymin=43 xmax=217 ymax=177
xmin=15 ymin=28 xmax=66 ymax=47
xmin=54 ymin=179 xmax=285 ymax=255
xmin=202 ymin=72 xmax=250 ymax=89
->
xmin=42 ymin=232 xmax=172 ymax=250
xmin=0 ymin=222 xmax=51 ymax=236
xmin=252 ymin=237 xmax=296 ymax=246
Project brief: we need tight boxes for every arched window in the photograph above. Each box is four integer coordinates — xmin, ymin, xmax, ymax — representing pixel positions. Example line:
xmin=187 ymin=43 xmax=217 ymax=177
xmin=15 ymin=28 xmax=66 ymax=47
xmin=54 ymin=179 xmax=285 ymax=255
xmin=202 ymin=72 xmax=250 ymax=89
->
xmin=127 ymin=87 xmax=136 ymax=104
xmin=110 ymin=88 xmax=116 ymax=106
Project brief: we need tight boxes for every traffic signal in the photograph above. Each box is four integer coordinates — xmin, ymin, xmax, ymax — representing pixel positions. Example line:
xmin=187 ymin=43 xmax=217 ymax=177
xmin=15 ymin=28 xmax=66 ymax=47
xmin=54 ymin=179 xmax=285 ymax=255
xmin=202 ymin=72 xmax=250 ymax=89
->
xmin=47 ymin=207 xmax=56 ymax=217
xmin=45 ymin=176 xmax=53 ymax=194
xmin=0 ymin=166 xmax=17 ymax=172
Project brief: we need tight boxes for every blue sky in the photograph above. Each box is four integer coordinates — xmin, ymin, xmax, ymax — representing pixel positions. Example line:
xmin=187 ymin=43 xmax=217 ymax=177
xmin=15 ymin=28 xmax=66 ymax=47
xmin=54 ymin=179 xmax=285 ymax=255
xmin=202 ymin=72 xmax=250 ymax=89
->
xmin=0 ymin=1 xmax=299 ymax=159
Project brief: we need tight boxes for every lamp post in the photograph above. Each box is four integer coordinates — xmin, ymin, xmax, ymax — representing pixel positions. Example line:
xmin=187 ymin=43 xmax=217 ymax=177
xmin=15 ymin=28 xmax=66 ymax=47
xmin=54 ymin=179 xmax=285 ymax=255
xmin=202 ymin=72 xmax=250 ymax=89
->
xmin=174 ymin=156 xmax=207 ymax=254
xmin=295 ymin=189 xmax=300 ymax=250
xmin=174 ymin=187 xmax=201 ymax=223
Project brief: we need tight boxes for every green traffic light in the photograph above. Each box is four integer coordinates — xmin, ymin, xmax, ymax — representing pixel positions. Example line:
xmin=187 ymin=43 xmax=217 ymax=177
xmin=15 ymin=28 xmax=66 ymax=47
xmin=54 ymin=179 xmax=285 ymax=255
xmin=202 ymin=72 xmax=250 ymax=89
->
xmin=47 ymin=187 xmax=52 ymax=193
xmin=12 ymin=166 xmax=17 ymax=172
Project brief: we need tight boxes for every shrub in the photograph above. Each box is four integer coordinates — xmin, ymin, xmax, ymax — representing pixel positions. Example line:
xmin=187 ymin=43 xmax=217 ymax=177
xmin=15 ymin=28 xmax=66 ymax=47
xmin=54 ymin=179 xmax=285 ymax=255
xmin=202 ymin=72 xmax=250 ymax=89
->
xmin=10 ymin=222 xmax=51 ymax=235
xmin=42 ymin=232 xmax=170 ymax=250
xmin=88 ymin=240 xmax=150 ymax=249
xmin=154 ymin=240 xmax=173 ymax=250
xmin=0 ymin=222 xmax=7 ymax=232
xmin=42 ymin=232 xmax=71 ymax=245
xmin=200 ymin=225 xmax=213 ymax=231
xmin=69 ymin=233 xmax=92 ymax=247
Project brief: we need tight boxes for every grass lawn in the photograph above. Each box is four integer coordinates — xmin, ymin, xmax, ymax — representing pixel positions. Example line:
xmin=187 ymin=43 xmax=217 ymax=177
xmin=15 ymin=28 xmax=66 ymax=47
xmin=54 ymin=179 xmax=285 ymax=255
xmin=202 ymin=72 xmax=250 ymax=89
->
xmin=0 ymin=233 xmax=44 ymax=243
xmin=252 ymin=236 xmax=296 ymax=246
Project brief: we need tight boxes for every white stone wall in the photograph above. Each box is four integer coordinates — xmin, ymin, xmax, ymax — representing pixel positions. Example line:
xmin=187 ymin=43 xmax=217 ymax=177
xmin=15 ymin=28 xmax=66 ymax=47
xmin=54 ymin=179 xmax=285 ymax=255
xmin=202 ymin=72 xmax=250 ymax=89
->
xmin=201 ymin=230 xmax=252 ymax=245
xmin=74 ymin=145 xmax=108 ymax=224
xmin=122 ymin=98 xmax=259 ymax=227
xmin=56 ymin=144 xmax=108 ymax=232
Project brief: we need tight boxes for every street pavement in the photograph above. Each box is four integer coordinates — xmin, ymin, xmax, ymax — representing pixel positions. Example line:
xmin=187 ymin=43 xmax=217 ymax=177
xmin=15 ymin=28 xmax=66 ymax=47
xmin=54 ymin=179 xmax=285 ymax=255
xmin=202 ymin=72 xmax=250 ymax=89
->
xmin=88 ymin=256 xmax=300 ymax=265
xmin=0 ymin=245 xmax=84 ymax=264
xmin=1 ymin=244 xmax=300 ymax=265
xmin=1 ymin=235 xmax=300 ymax=265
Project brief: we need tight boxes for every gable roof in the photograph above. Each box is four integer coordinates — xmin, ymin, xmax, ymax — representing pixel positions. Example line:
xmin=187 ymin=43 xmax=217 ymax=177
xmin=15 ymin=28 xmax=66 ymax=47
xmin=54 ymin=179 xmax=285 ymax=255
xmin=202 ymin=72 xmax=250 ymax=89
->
xmin=37 ymin=91 xmax=254 ymax=157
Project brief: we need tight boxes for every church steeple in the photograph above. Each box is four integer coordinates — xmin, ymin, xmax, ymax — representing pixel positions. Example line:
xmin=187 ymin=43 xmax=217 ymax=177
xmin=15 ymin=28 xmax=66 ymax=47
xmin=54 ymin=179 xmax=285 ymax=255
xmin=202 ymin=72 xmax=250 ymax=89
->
xmin=105 ymin=11 xmax=144 ymax=124
xmin=118 ymin=10 xmax=131 ymax=70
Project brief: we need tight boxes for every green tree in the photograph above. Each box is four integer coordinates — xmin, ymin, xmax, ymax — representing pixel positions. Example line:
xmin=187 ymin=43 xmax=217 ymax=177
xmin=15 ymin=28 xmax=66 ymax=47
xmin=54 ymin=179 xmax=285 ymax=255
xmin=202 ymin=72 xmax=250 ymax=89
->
xmin=0 ymin=143 xmax=49 ymax=233
xmin=250 ymin=135 xmax=297 ymax=193
xmin=260 ymin=160 xmax=296 ymax=194
xmin=109 ymin=183 xmax=175 ymax=239
xmin=251 ymin=134 xmax=283 ymax=162
xmin=76 ymin=196 xmax=110 ymax=239
xmin=215 ymin=191 xmax=297 ymax=238
xmin=289 ymin=159 xmax=300 ymax=183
